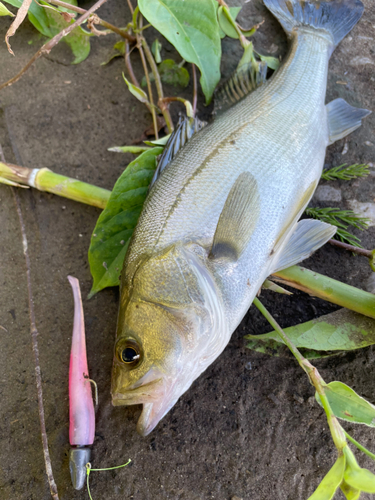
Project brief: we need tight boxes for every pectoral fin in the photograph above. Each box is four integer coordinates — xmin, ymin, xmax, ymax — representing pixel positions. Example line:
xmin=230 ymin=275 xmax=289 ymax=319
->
xmin=209 ymin=172 xmax=260 ymax=261
xmin=270 ymin=219 xmax=336 ymax=274
xmin=327 ymin=98 xmax=371 ymax=145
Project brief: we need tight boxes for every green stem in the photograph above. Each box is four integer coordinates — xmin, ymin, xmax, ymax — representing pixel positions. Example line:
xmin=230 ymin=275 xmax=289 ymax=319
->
xmin=344 ymin=431 xmax=375 ymax=461
xmin=140 ymin=37 xmax=174 ymax=133
xmin=253 ymin=297 xmax=304 ymax=363
xmin=253 ymin=297 xmax=346 ymax=451
xmin=158 ymin=97 xmax=194 ymax=118
xmin=273 ymin=266 xmax=375 ymax=319
xmin=136 ymin=15 xmax=159 ymax=139
xmin=222 ymin=5 xmax=250 ymax=49
xmin=0 ymin=162 xmax=110 ymax=209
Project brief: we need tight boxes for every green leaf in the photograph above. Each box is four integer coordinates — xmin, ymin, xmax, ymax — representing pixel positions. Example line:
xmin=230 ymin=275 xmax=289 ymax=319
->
xmin=316 ymin=381 xmax=375 ymax=427
xmin=7 ymin=0 xmax=92 ymax=63
xmin=88 ymin=148 xmax=162 ymax=297
xmin=142 ymin=59 xmax=190 ymax=88
xmin=108 ymin=146 xmax=152 ymax=154
xmin=0 ymin=2 xmax=14 ymax=16
xmin=257 ymin=53 xmax=280 ymax=71
xmin=144 ymin=134 xmax=171 ymax=146
xmin=101 ymin=40 xmax=125 ymax=66
xmin=217 ymin=6 xmax=241 ymax=38
xmin=344 ymin=446 xmax=375 ymax=493
xmin=152 ymin=38 xmax=162 ymax=63
xmin=340 ymin=481 xmax=361 ymax=500
xmin=158 ymin=59 xmax=190 ymax=87
xmin=245 ymin=308 xmax=375 ymax=356
xmin=123 ymin=74 xmax=150 ymax=104
xmin=307 ymin=455 xmax=345 ymax=500
xmin=138 ymin=0 xmax=221 ymax=104
xmin=40 ymin=0 xmax=92 ymax=65
xmin=3 ymin=0 xmax=52 ymax=36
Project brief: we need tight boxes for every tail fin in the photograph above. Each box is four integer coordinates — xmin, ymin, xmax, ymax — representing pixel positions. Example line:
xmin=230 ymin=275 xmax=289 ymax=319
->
xmin=264 ymin=0 xmax=364 ymax=49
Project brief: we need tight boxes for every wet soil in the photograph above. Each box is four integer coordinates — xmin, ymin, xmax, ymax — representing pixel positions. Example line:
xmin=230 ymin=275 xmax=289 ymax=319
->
xmin=0 ymin=1 xmax=374 ymax=499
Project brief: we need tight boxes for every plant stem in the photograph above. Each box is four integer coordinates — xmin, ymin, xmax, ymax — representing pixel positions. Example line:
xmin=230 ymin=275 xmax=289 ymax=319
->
xmin=192 ymin=63 xmax=198 ymax=117
xmin=253 ymin=297 xmax=304 ymax=363
xmin=344 ymin=431 xmax=375 ymax=461
xmin=273 ymin=265 xmax=375 ymax=319
xmin=140 ymin=36 xmax=174 ymax=133
xmin=0 ymin=0 xmax=108 ymax=91
xmin=0 ymin=162 xmax=111 ymax=209
xmin=125 ymin=40 xmax=142 ymax=88
xmin=329 ymin=239 xmax=373 ymax=258
xmin=136 ymin=15 xmax=158 ymax=139
xmin=329 ymin=239 xmax=375 ymax=271
xmin=253 ymin=297 xmax=346 ymax=451
xmin=159 ymin=97 xmax=194 ymax=118
xmin=44 ymin=0 xmax=136 ymax=41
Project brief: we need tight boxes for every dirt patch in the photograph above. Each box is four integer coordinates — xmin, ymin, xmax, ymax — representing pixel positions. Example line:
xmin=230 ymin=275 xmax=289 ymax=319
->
xmin=0 ymin=1 xmax=374 ymax=499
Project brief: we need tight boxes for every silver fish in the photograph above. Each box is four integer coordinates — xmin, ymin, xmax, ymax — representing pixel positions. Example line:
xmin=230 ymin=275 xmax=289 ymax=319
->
xmin=111 ymin=0 xmax=370 ymax=435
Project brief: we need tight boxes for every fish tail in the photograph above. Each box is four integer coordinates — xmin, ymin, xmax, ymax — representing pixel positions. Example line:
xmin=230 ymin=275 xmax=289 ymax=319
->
xmin=264 ymin=0 xmax=364 ymax=53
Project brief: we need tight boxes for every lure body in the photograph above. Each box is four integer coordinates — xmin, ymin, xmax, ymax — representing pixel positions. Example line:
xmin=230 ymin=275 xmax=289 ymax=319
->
xmin=68 ymin=276 xmax=95 ymax=490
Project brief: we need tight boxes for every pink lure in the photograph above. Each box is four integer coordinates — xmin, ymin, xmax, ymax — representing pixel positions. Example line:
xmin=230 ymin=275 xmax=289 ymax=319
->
xmin=68 ymin=276 xmax=95 ymax=446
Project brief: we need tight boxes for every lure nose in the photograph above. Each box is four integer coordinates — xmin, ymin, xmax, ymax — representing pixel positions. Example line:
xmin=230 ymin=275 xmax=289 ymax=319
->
xmin=69 ymin=446 xmax=91 ymax=490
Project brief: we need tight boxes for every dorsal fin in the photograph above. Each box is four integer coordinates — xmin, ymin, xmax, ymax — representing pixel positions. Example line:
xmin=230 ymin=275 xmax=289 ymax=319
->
xmin=149 ymin=116 xmax=206 ymax=188
xmin=214 ymin=61 xmax=268 ymax=116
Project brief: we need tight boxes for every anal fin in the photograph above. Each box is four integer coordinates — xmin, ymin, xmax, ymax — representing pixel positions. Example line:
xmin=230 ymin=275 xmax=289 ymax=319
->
xmin=327 ymin=98 xmax=371 ymax=145
xmin=270 ymin=219 xmax=336 ymax=274
xmin=209 ymin=172 xmax=260 ymax=261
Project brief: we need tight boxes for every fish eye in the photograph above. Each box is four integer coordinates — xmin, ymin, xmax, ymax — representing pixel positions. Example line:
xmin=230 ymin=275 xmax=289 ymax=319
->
xmin=122 ymin=347 xmax=139 ymax=363
xmin=116 ymin=338 xmax=142 ymax=367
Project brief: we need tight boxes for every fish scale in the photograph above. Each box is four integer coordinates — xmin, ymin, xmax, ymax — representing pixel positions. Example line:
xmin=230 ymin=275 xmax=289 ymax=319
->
xmin=112 ymin=0 xmax=370 ymax=436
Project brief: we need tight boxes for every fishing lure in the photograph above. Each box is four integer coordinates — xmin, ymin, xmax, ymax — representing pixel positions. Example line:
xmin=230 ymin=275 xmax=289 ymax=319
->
xmin=68 ymin=276 xmax=95 ymax=490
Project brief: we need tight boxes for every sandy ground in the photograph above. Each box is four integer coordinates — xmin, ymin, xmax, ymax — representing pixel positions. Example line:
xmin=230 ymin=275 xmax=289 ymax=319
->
xmin=0 ymin=0 xmax=374 ymax=499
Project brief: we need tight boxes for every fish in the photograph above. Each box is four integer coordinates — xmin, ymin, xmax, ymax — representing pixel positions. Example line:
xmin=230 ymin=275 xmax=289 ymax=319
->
xmin=111 ymin=0 xmax=370 ymax=436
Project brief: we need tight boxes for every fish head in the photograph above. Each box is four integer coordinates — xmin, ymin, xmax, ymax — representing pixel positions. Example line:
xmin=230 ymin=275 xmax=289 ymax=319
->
xmin=111 ymin=298 xmax=190 ymax=436
xmin=111 ymin=245 xmax=227 ymax=436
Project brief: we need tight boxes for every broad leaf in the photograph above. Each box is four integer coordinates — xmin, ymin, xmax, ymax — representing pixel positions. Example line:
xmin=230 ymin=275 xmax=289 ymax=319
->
xmin=138 ymin=0 xmax=221 ymax=104
xmin=217 ymin=6 xmax=241 ymax=39
xmin=40 ymin=0 xmax=92 ymax=65
xmin=101 ymin=40 xmax=125 ymax=66
xmin=88 ymin=148 xmax=162 ymax=297
xmin=123 ymin=74 xmax=149 ymax=104
xmin=144 ymin=134 xmax=171 ymax=146
xmin=307 ymin=455 xmax=345 ymax=500
xmin=316 ymin=381 xmax=375 ymax=427
xmin=141 ymin=59 xmax=190 ymax=88
xmin=0 ymin=1 xmax=14 ymax=16
xmin=257 ymin=53 xmax=280 ymax=71
xmin=245 ymin=308 xmax=375 ymax=357
xmin=157 ymin=59 xmax=190 ymax=87
xmin=3 ymin=0 xmax=91 ymax=63
xmin=217 ymin=6 xmax=255 ymax=39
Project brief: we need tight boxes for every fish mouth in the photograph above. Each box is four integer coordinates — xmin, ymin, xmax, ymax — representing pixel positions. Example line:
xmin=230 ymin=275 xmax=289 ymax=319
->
xmin=112 ymin=377 xmax=164 ymax=405
xmin=136 ymin=399 xmax=178 ymax=436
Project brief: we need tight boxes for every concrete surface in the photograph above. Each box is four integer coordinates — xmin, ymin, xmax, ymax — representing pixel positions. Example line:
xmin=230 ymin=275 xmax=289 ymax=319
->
xmin=0 ymin=0 xmax=374 ymax=499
